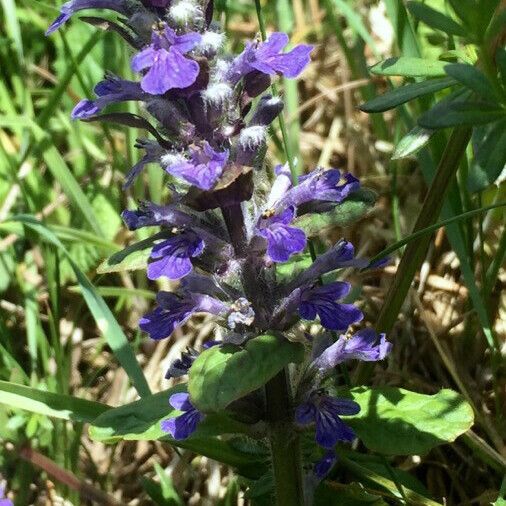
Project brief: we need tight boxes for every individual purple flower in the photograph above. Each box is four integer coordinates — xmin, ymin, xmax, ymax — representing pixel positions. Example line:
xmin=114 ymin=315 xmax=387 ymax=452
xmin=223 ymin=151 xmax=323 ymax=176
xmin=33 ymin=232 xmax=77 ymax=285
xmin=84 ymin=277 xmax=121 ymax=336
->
xmin=140 ymin=291 xmax=228 ymax=340
xmin=147 ymin=230 xmax=204 ymax=280
xmin=296 ymin=390 xmax=360 ymax=448
xmin=72 ymin=74 xmax=145 ymax=120
xmin=131 ymin=26 xmax=201 ymax=95
xmin=122 ymin=201 xmax=194 ymax=230
xmin=122 ymin=140 xmax=165 ymax=188
xmin=163 ymin=142 xmax=229 ymax=190
xmin=165 ymin=348 xmax=199 ymax=379
xmin=256 ymin=206 xmax=306 ymax=263
xmin=46 ymin=0 xmax=129 ymax=35
xmin=278 ymin=169 xmax=360 ymax=209
xmin=299 ymin=282 xmax=363 ymax=331
xmin=161 ymin=393 xmax=204 ymax=440
xmin=228 ymin=32 xmax=313 ymax=83
xmin=314 ymin=450 xmax=337 ymax=479
xmin=312 ymin=329 xmax=392 ymax=372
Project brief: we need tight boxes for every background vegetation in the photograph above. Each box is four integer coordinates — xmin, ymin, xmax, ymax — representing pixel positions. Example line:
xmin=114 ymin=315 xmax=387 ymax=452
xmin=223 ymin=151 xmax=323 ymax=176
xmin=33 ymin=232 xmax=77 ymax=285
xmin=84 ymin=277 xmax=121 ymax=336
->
xmin=0 ymin=0 xmax=504 ymax=504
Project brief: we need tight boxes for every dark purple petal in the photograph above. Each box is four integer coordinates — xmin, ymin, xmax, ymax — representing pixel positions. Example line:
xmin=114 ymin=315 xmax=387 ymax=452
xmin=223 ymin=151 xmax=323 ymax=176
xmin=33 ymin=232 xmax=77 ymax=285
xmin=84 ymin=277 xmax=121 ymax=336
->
xmin=319 ymin=302 xmax=363 ymax=331
xmin=314 ymin=450 xmax=337 ymax=479
xmin=161 ymin=408 xmax=203 ymax=440
xmin=322 ymin=397 xmax=361 ymax=416
xmin=147 ymin=232 xmax=204 ymax=280
xmin=315 ymin=409 xmax=356 ymax=448
xmin=71 ymin=99 xmax=100 ymax=119
xmin=295 ymin=402 xmax=317 ymax=424
xmin=168 ymin=392 xmax=193 ymax=411
xmin=259 ymin=224 xmax=306 ymax=263
xmin=121 ymin=201 xmax=194 ymax=230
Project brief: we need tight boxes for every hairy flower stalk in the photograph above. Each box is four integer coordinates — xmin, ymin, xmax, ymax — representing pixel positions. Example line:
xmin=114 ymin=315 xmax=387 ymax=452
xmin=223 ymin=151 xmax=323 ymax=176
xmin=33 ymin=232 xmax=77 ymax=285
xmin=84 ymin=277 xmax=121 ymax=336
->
xmin=47 ymin=1 xmax=390 ymax=503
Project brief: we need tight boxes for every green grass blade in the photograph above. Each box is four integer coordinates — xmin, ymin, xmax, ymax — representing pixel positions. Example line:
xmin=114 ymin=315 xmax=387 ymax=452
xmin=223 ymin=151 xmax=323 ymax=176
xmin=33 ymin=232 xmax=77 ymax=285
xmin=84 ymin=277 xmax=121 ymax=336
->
xmin=0 ymin=380 xmax=110 ymax=423
xmin=6 ymin=215 xmax=152 ymax=397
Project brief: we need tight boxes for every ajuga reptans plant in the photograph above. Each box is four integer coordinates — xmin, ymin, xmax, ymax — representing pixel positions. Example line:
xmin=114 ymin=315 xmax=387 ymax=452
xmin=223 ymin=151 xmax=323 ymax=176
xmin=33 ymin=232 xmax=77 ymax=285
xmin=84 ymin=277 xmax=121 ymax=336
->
xmin=47 ymin=0 xmax=392 ymax=503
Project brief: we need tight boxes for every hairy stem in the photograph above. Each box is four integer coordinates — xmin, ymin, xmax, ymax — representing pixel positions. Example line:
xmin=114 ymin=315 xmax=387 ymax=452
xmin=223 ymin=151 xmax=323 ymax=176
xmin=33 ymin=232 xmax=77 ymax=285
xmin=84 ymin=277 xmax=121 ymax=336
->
xmin=221 ymin=205 xmax=305 ymax=505
xmin=265 ymin=369 xmax=305 ymax=506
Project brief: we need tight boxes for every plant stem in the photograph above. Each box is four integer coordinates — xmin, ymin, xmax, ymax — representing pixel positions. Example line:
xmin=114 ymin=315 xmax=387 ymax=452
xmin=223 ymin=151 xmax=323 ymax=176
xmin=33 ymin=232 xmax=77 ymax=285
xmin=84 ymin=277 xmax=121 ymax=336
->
xmin=265 ymin=369 xmax=305 ymax=506
xmin=355 ymin=126 xmax=472 ymax=383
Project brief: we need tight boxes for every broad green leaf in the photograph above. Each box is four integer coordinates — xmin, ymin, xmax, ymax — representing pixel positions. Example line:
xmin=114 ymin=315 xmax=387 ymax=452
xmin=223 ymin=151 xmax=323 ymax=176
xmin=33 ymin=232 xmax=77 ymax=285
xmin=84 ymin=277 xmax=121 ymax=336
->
xmin=0 ymin=380 xmax=109 ymax=423
xmin=188 ymin=334 xmax=304 ymax=413
xmin=89 ymin=386 xmax=251 ymax=443
xmin=406 ymin=2 xmax=466 ymax=37
xmin=418 ymin=101 xmax=505 ymax=129
xmin=90 ymin=388 xmax=265 ymax=474
xmin=369 ymin=57 xmax=447 ymax=77
xmin=344 ymin=387 xmax=474 ymax=455
xmin=468 ymin=120 xmax=506 ymax=192
xmin=97 ymin=232 xmax=168 ymax=274
xmin=360 ymin=77 xmax=456 ymax=113
xmin=392 ymin=126 xmax=435 ymax=160
xmin=294 ymin=189 xmax=376 ymax=237
xmin=7 ymin=216 xmax=151 ymax=397
xmin=444 ymin=63 xmax=497 ymax=102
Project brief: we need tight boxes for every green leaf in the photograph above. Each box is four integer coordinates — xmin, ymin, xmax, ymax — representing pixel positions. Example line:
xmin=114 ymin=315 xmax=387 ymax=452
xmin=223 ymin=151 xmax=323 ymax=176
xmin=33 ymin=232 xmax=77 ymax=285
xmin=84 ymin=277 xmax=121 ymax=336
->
xmin=418 ymin=101 xmax=505 ymax=129
xmin=188 ymin=334 xmax=304 ymax=413
xmin=468 ymin=120 xmax=506 ymax=192
xmin=407 ymin=2 xmax=466 ymax=37
xmin=89 ymin=386 xmax=251 ymax=443
xmin=497 ymin=47 xmax=506 ymax=86
xmin=444 ymin=63 xmax=497 ymax=102
xmin=0 ymin=380 xmax=109 ymax=423
xmin=276 ymin=253 xmax=312 ymax=283
xmin=294 ymin=189 xmax=376 ymax=237
xmin=97 ymin=232 xmax=168 ymax=274
xmin=7 ymin=216 xmax=151 ymax=398
xmin=392 ymin=126 xmax=435 ymax=160
xmin=90 ymin=388 xmax=265 ymax=475
xmin=360 ymin=77 xmax=456 ymax=113
xmin=314 ymin=482 xmax=388 ymax=505
xmin=344 ymin=387 xmax=474 ymax=455
xmin=369 ymin=57 xmax=448 ymax=78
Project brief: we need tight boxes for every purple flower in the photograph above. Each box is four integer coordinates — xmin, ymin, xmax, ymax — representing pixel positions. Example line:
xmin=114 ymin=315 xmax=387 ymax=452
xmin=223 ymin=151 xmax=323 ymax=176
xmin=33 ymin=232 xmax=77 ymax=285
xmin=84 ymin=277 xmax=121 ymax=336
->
xmin=72 ymin=74 xmax=145 ymax=120
xmin=139 ymin=291 xmax=228 ymax=340
xmin=46 ymin=0 xmax=129 ymax=35
xmin=163 ymin=142 xmax=229 ymax=190
xmin=161 ymin=393 xmax=204 ymax=440
xmin=312 ymin=329 xmax=392 ymax=372
xmin=121 ymin=201 xmax=194 ymax=230
xmin=296 ymin=391 xmax=360 ymax=448
xmin=279 ymin=169 xmax=360 ymax=209
xmin=256 ymin=206 xmax=306 ymax=263
xmin=123 ymin=140 xmax=165 ymax=188
xmin=299 ymin=282 xmax=363 ymax=331
xmin=131 ymin=26 xmax=201 ymax=95
xmin=314 ymin=450 xmax=337 ymax=479
xmin=147 ymin=230 xmax=204 ymax=280
xmin=165 ymin=348 xmax=199 ymax=379
xmin=228 ymin=32 xmax=313 ymax=83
